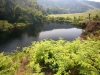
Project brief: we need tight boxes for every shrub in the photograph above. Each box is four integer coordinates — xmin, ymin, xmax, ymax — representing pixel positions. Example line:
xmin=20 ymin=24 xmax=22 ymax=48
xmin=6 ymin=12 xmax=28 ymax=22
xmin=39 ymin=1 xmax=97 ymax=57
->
xmin=0 ymin=38 xmax=100 ymax=75
xmin=23 ymin=38 xmax=100 ymax=75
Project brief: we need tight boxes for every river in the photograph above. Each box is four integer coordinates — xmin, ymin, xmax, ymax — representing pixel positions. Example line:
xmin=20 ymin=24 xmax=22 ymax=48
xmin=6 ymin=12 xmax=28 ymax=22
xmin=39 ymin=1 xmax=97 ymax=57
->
xmin=0 ymin=23 xmax=82 ymax=52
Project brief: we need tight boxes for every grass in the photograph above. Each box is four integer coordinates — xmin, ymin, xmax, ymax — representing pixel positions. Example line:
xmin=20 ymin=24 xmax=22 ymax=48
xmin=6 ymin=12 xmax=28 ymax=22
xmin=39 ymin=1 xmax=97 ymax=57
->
xmin=48 ymin=9 xmax=100 ymax=19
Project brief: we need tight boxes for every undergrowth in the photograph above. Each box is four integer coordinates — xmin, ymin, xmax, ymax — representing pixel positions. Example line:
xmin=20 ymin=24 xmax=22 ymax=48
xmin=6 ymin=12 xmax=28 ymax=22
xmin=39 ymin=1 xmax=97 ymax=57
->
xmin=0 ymin=38 xmax=100 ymax=75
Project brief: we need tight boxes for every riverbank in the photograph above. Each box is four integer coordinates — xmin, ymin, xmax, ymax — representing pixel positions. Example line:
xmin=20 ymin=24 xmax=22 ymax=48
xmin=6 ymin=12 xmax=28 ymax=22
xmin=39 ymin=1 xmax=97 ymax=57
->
xmin=0 ymin=23 xmax=82 ymax=52
xmin=1 ymin=10 xmax=100 ymax=32
xmin=81 ymin=21 xmax=100 ymax=40
xmin=0 ymin=20 xmax=29 ymax=32
xmin=47 ymin=10 xmax=100 ymax=29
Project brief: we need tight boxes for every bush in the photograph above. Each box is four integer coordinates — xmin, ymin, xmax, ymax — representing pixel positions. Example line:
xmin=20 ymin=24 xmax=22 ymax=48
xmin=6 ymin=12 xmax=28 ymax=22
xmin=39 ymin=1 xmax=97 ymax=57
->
xmin=23 ymin=38 xmax=100 ymax=75
xmin=0 ymin=20 xmax=13 ymax=31
xmin=0 ymin=38 xmax=100 ymax=75
xmin=0 ymin=52 xmax=19 ymax=75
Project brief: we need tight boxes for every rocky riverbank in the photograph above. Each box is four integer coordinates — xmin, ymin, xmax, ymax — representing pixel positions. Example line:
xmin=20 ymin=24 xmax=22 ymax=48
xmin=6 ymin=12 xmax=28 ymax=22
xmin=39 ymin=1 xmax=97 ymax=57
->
xmin=81 ymin=21 xmax=100 ymax=40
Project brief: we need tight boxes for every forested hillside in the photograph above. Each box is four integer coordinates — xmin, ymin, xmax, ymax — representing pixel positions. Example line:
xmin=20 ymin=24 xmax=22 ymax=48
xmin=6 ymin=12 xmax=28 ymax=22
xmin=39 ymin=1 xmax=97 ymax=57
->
xmin=0 ymin=0 xmax=45 ymax=23
xmin=37 ymin=0 xmax=100 ymax=14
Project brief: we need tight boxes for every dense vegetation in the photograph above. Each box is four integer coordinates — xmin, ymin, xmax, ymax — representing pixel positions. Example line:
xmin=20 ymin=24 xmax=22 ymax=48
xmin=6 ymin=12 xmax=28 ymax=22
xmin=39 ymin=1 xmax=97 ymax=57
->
xmin=0 ymin=0 xmax=45 ymax=23
xmin=0 ymin=0 xmax=100 ymax=31
xmin=0 ymin=20 xmax=28 ymax=31
xmin=0 ymin=38 xmax=100 ymax=75
xmin=0 ymin=0 xmax=46 ymax=31
xmin=0 ymin=0 xmax=100 ymax=75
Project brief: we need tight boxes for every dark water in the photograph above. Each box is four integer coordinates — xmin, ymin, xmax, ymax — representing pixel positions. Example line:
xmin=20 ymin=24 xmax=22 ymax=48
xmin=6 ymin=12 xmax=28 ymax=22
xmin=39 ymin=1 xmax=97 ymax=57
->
xmin=0 ymin=23 xmax=82 ymax=52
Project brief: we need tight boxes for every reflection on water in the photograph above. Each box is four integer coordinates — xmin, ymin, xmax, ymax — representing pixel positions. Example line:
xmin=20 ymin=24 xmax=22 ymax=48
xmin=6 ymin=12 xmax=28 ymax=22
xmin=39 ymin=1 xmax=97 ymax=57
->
xmin=39 ymin=28 xmax=82 ymax=40
xmin=0 ymin=23 xmax=82 ymax=52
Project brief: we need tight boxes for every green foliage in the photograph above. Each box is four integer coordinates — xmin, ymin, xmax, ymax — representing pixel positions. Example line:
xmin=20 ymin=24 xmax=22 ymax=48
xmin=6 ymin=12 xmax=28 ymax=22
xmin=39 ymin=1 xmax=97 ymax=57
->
xmin=16 ymin=23 xmax=26 ymax=27
xmin=0 ymin=38 xmax=100 ymax=75
xmin=0 ymin=20 xmax=13 ymax=31
xmin=0 ymin=0 xmax=46 ymax=23
xmin=23 ymin=38 xmax=100 ymax=75
xmin=0 ymin=0 xmax=47 ymax=31
xmin=0 ymin=53 xmax=19 ymax=75
xmin=0 ymin=20 xmax=27 ymax=31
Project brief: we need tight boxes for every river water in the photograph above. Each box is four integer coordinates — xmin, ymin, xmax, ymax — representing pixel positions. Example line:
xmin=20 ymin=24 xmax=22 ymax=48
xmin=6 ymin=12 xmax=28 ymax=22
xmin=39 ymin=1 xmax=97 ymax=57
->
xmin=0 ymin=23 xmax=82 ymax=52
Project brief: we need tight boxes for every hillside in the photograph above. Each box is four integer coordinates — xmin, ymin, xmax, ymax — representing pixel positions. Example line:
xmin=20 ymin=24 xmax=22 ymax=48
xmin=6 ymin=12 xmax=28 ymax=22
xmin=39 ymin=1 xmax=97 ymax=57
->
xmin=84 ymin=1 xmax=100 ymax=9
xmin=37 ymin=0 xmax=100 ymax=14
xmin=0 ymin=0 xmax=44 ymax=23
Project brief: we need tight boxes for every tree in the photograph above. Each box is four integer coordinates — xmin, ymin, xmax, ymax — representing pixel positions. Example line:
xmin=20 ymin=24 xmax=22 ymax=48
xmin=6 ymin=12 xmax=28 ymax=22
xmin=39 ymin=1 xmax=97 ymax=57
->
xmin=95 ymin=14 xmax=99 ymax=20
xmin=88 ymin=13 xmax=91 ymax=22
xmin=0 ymin=0 xmax=45 ymax=23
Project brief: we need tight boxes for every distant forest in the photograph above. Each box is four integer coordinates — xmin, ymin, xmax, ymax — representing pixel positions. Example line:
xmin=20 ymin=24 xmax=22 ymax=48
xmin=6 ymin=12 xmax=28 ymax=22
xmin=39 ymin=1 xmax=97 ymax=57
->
xmin=37 ymin=0 xmax=100 ymax=14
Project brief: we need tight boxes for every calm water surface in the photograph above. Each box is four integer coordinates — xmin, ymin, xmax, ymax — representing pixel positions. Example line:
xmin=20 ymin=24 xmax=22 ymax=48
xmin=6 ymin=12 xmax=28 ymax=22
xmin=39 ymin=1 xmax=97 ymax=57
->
xmin=0 ymin=23 xmax=82 ymax=52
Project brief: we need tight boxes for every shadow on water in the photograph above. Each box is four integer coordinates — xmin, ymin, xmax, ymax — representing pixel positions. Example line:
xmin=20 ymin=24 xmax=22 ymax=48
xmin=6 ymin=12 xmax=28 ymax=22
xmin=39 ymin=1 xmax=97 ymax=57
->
xmin=0 ymin=22 xmax=82 ymax=52
xmin=0 ymin=24 xmax=43 ymax=52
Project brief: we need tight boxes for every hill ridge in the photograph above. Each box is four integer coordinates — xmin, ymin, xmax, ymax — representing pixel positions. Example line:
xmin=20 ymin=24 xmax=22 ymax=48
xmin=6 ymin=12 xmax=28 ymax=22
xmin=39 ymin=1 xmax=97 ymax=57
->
xmin=37 ymin=0 xmax=100 ymax=14
xmin=78 ymin=1 xmax=98 ymax=9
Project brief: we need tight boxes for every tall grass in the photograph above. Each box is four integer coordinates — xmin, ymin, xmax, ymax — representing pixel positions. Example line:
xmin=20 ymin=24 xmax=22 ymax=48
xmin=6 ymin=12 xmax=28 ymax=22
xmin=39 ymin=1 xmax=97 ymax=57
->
xmin=48 ymin=10 xmax=100 ymax=19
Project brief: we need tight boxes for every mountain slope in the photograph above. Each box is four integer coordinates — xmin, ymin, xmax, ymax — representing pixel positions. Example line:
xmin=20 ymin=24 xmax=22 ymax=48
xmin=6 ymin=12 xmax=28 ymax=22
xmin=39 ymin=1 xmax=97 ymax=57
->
xmin=79 ymin=1 xmax=98 ymax=10
xmin=37 ymin=0 xmax=100 ymax=14
xmin=83 ymin=1 xmax=100 ymax=9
